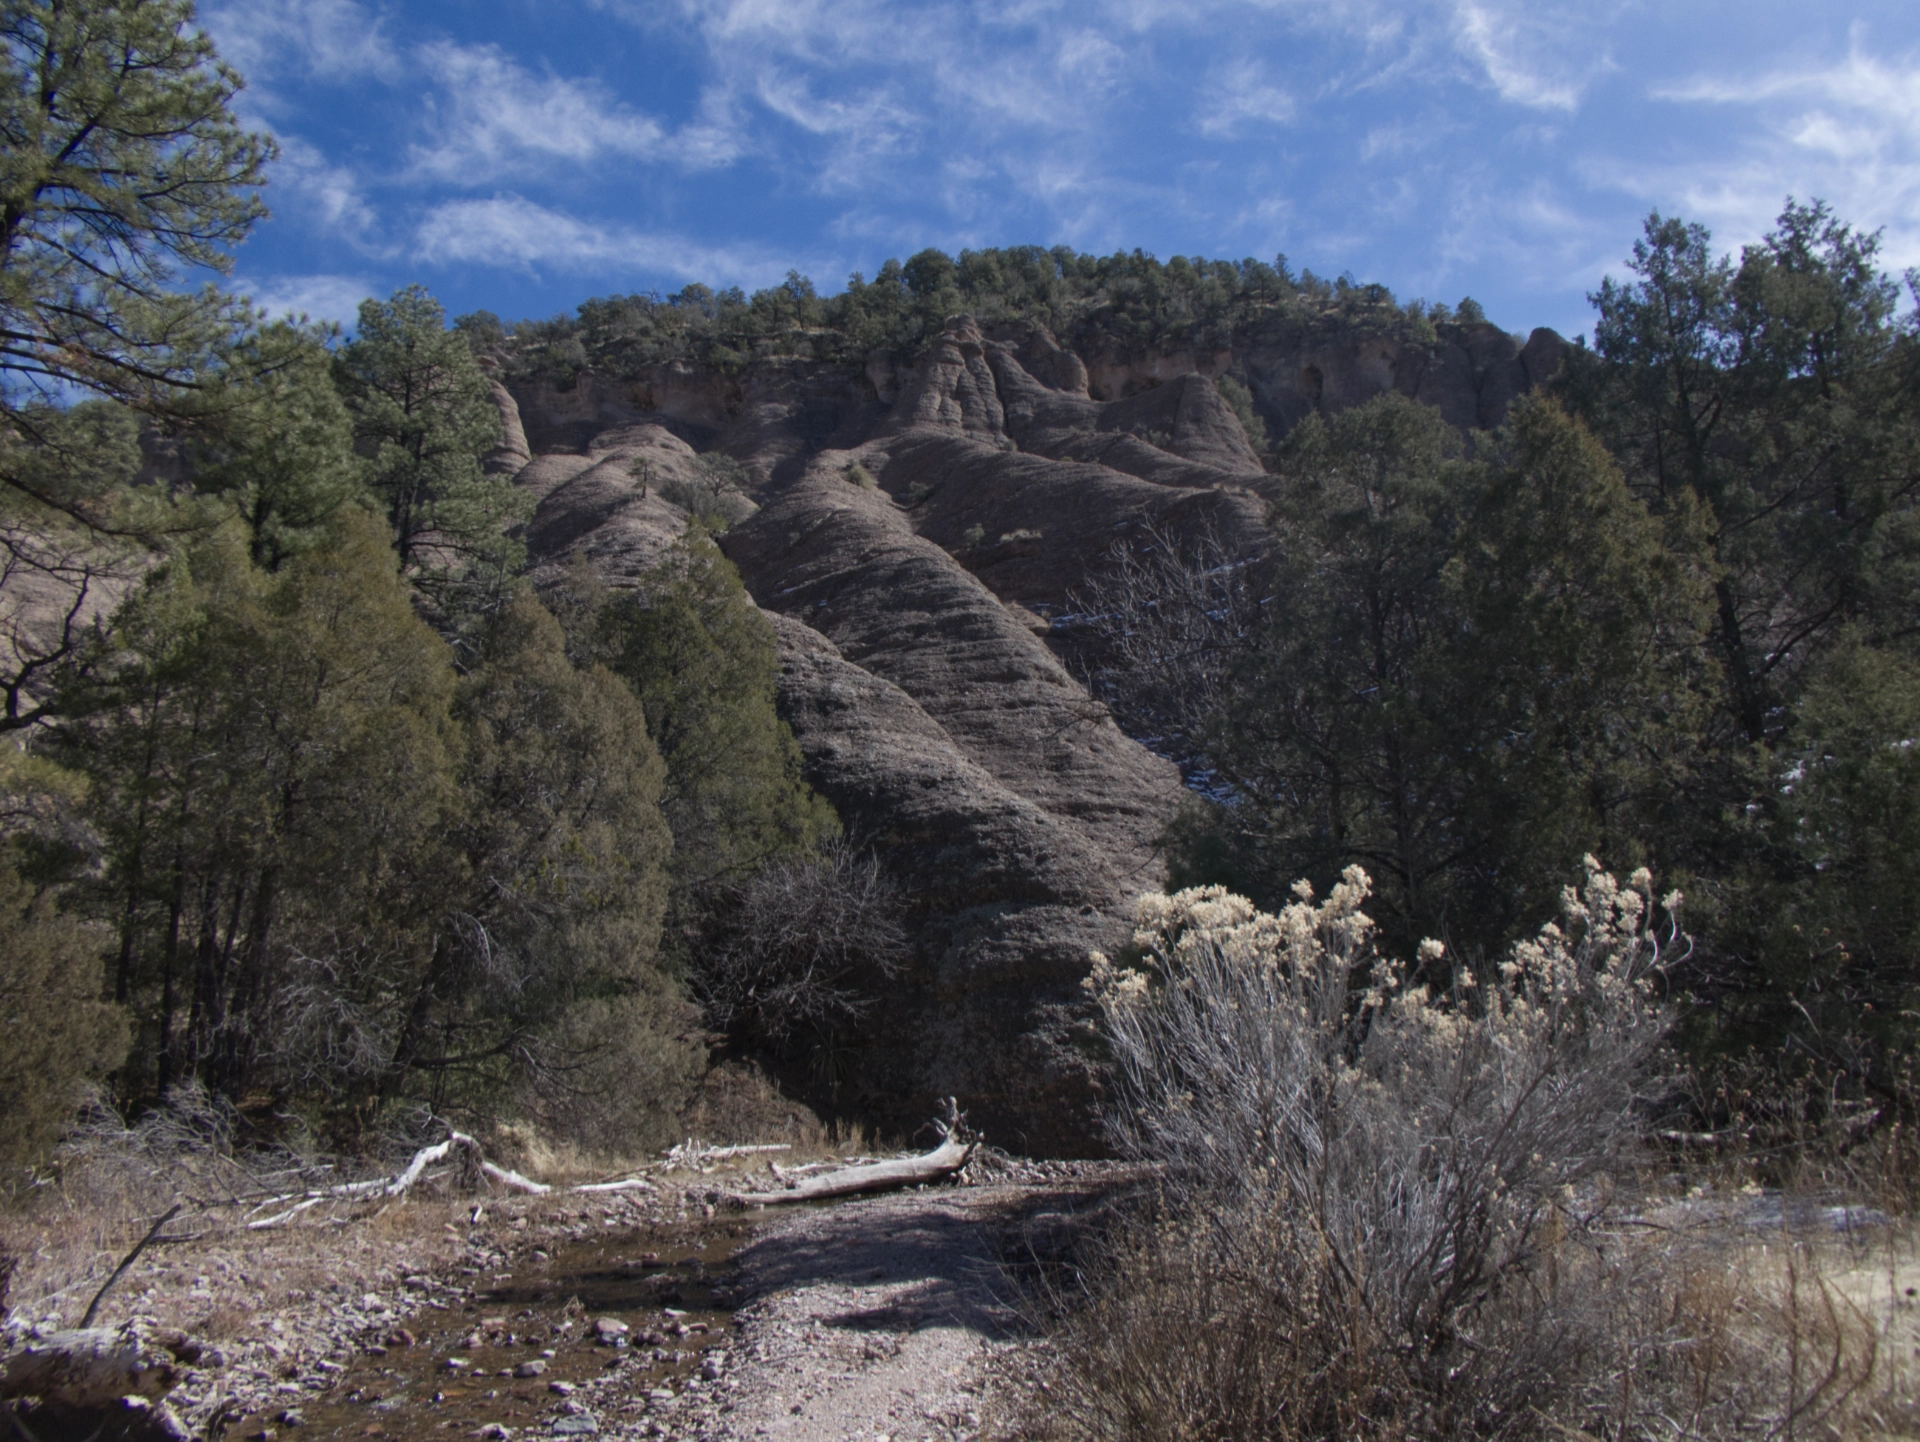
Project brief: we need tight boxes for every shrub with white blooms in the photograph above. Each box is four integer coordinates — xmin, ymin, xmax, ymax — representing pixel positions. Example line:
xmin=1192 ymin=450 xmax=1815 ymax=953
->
xmin=1086 ymin=858 xmax=1685 ymax=1406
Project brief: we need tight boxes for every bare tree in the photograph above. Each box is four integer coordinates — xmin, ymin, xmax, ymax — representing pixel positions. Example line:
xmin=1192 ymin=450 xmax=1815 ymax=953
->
xmin=1065 ymin=519 xmax=1268 ymax=778
xmin=695 ymin=837 xmax=909 ymax=1047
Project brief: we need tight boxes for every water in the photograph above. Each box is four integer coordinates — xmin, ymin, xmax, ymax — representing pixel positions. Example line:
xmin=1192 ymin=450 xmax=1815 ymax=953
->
xmin=231 ymin=1220 xmax=753 ymax=1442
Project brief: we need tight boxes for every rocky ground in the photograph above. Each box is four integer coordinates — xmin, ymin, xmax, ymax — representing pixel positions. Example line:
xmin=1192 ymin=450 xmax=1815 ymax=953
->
xmin=2 ymin=1154 xmax=1128 ymax=1442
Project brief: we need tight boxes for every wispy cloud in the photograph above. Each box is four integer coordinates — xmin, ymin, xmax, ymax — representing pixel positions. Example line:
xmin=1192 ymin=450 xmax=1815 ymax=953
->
xmin=269 ymin=136 xmax=382 ymax=244
xmin=203 ymin=0 xmax=402 ymax=85
xmin=409 ymin=43 xmax=689 ymax=181
xmin=1197 ymin=59 xmax=1296 ymax=135
xmin=1637 ymin=43 xmax=1920 ymax=264
xmin=412 ymin=195 xmax=800 ymax=285
xmin=242 ymin=273 xmax=377 ymax=327
xmin=1448 ymin=1 xmax=1617 ymax=111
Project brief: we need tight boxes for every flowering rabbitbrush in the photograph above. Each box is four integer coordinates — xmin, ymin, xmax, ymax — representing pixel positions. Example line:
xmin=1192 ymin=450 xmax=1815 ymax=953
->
xmin=1084 ymin=859 xmax=1685 ymax=1431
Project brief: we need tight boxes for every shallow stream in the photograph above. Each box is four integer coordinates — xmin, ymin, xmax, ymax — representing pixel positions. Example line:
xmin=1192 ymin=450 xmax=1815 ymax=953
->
xmin=231 ymin=1220 xmax=753 ymax=1442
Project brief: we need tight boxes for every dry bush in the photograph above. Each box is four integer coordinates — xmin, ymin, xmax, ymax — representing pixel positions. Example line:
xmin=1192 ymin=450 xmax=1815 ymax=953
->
xmin=1065 ymin=519 xmax=1267 ymax=773
xmin=653 ymin=456 xmax=757 ymax=529
xmin=1018 ymin=1202 xmax=1920 ymax=1442
xmin=693 ymin=837 xmax=908 ymax=1049
xmin=1042 ymin=860 xmax=1683 ymax=1440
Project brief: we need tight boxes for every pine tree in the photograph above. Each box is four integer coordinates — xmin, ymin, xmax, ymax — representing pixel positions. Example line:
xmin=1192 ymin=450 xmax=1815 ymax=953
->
xmin=332 ymin=286 xmax=530 ymax=599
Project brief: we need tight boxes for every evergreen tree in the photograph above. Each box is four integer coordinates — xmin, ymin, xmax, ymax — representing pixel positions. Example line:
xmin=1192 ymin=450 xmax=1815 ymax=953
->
xmin=398 ymin=590 xmax=695 ymax=1142
xmin=63 ymin=514 xmax=461 ymax=1105
xmin=189 ymin=322 xmax=372 ymax=569
xmin=1567 ymin=201 xmax=1920 ymax=743
xmin=562 ymin=529 xmax=836 ymax=896
xmin=1192 ymin=394 xmax=1709 ymax=957
xmin=333 ymin=286 xmax=530 ymax=599
xmin=0 ymin=841 xmax=125 ymax=1183
xmin=0 ymin=0 xmax=272 ymax=521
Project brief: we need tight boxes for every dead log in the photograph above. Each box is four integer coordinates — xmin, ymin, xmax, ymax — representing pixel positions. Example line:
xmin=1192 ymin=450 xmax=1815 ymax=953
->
xmin=0 ymin=1330 xmax=177 ymax=1409
xmin=727 ymin=1136 xmax=974 ymax=1206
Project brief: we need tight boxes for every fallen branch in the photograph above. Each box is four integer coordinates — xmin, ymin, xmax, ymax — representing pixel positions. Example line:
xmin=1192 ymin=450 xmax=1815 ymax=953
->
xmin=79 ymin=1205 xmax=181 ymax=1329
xmin=730 ymin=1136 xmax=974 ymax=1206
xmin=663 ymin=1141 xmax=792 ymax=1169
xmin=573 ymin=1176 xmax=657 ymax=1195
xmin=479 ymin=1159 xmax=549 ymax=1195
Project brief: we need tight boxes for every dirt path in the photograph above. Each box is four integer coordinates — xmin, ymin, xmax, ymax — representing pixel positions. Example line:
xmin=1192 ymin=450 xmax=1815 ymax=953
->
xmin=4 ymin=1161 xmax=1118 ymax=1442
xmin=676 ymin=1186 xmax=1029 ymax=1442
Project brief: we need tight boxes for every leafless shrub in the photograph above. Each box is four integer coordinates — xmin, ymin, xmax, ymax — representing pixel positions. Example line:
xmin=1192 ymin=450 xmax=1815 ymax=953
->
xmin=54 ymin=1083 xmax=331 ymax=1216
xmin=694 ymin=838 xmax=908 ymax=1048
xmin=1064 ymin=520 xmax=1266 ymax=773
xmin=1018 ymin=1198 xmax=1920 ymax=1442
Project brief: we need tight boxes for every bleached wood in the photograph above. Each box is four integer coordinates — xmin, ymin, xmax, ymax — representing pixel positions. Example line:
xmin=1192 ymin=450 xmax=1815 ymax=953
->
xmin=728 ymin=1137 xmax=973 ymax=1207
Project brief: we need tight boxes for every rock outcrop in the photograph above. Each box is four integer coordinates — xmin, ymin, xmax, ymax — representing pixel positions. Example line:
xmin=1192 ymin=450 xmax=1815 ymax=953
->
xmin=499 ymin=309 xmax=1565 ymax=1150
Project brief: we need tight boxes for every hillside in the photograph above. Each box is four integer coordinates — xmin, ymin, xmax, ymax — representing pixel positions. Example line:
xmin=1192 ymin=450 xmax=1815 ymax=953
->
xmin=491 ymin=306 xmax=1568 ymax=1152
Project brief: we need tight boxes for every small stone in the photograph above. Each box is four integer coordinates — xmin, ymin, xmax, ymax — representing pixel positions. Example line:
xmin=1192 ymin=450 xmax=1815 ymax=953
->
xmin=513 ymin=1359 xmax=548 ymax=1378
xmin=364 ymin=1345 xmax=388 ymax=1357
xmin=591 ymin=1318 xmax=628 ymax=1340
xmin=278 ymin=1410 xmax=305 ymax=1427
xmin=387 ymin=1328 xmax=417 ymax=1348
xmin=550 ymin=1417 xmax=597 ymax=1436
xmin=446 ymin=1358 xmax=470 ymax=1371
xmin=470 ymin=1426 xmax=510 ymax=1440
xmin=548 ymin=1382 xmax=575 ymax=1396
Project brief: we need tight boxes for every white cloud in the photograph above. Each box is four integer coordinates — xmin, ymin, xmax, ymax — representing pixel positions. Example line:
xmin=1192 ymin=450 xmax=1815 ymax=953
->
xmin=203 ymin=0 xmax=402 ymax=84
xmin=409 ymin=43 xmax=688 ymax=182
xmin=269 ymin=136 xmax=380 ymax=243
xmin=241 ymin=273 xmax=377 ymax=326
xmin=1198 ymin=60 xmax=1296 ymax=136
xmin=1640 ymin=45 xmax=1920 ymax=266
xmin=1448 ymin=1 xmax=1618 ymax=111
xmin=413 ymin=196 xmax=798 ymax=284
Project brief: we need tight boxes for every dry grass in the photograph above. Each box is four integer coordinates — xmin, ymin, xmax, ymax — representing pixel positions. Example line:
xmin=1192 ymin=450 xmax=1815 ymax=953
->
xmin=1006 ymin=1192 xmax=1920 ymax=1442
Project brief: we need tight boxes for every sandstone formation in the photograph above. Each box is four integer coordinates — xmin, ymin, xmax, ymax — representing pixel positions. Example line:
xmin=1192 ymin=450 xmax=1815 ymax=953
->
xmin=499 ymin=311 xmax=1565 ymax=1151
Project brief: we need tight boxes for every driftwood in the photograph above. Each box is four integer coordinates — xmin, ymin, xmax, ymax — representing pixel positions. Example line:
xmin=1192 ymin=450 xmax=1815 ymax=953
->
xmin=730 ymin=1138 xmax=974 ymax=1206
xmin=0 ymin=1330 xmax=178 ymax=1409
xmin=730 ymin=1097 xmax=976 ymax=1205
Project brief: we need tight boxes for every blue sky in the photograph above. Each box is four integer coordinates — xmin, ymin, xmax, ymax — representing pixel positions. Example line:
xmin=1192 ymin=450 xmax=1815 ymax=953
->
xmin=201 ymin=0 xmax=1920 ymax=343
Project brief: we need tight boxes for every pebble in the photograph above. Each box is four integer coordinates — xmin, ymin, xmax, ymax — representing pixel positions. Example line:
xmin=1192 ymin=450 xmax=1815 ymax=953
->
xmin=548 ymin=1382 xmax=575 ymax=1396
xmin=513 ymin=1360 xmax=548 ymax=1378
xmin=550 ymin=1417 xmax=597 ymax=1436
xmin=278 ymin=1410 xmax=305 ymax=1427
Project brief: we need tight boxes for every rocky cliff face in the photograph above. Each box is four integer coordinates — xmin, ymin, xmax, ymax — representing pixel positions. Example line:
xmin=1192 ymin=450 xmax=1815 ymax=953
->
xmin=502 ymin=313 xmax=1565 ymax=1152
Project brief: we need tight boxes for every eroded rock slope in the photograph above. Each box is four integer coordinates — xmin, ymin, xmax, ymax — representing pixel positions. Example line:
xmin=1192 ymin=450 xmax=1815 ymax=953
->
xmin=502 ymin=314 xmax=1562 ymax=1151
